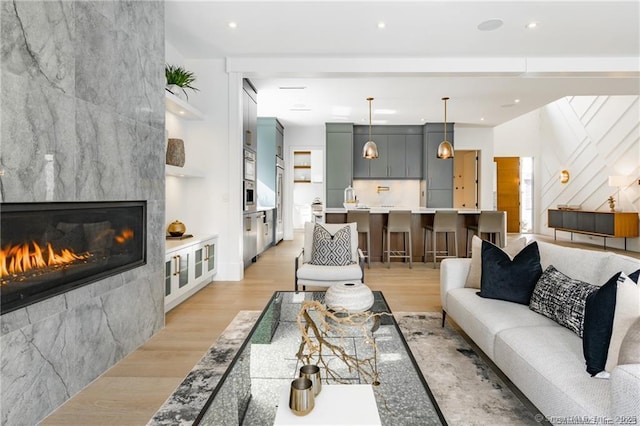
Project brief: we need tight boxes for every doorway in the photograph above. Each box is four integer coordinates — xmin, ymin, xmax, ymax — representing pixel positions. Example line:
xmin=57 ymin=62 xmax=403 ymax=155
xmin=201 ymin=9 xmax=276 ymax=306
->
xmin=494 ymin=157 xmax=534 ymax=233
xmin=453 ymin=150 xmax=479 ymax=209
xmin=292 ymin=149 xmax=323 ymax=229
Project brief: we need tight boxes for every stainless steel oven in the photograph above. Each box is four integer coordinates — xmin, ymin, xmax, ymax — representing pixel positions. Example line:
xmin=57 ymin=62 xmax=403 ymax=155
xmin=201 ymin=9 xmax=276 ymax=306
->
xmin=244 ymin=149 xmax=256 ymax=182
xmin=243 ymin=180 xmax=256 ymax=211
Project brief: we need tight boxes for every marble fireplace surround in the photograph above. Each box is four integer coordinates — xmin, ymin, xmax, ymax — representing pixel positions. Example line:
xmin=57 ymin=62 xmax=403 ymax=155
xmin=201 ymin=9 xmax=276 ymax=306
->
xmin=0 ymin=1 xmax=165 ymax=425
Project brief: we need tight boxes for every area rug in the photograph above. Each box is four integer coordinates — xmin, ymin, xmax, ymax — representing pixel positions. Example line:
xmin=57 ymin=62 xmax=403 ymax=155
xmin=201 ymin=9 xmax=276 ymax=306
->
xmin=151 ymin=311 xmax=539 ymax=425
xmin=396 ymin=312 xmax=539 ymax=426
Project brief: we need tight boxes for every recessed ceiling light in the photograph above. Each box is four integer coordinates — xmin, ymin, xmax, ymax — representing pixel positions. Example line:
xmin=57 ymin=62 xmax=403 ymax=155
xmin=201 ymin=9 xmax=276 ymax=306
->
xmin=179 ymin=110 xmax=185 ymax=115
xmin=377 ymin=22 xmax=386 ymax=29
xmin=514 ymin=99 xmax=521 ymax=103
xmin=477 ymin=19 xmax=503 ymax=31
xmin=480 ymin=117 xmax=485 ymax=121
xmin=525 ymin=22 xmax=538 ymax=29
xmin=420 ymin=118 xmax=425 ymax=122
xmin=228 ymin=21 xmax=237 ymax=29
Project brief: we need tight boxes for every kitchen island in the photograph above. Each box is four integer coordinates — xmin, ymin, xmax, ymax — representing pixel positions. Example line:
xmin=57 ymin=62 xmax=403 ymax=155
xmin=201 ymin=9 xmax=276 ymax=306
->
xmin=325 ymin=208 xmax=505 ymax=263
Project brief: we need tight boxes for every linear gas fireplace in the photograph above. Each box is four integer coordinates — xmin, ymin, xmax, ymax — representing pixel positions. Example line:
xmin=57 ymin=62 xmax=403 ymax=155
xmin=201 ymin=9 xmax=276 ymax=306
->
xmin=1 ymin=201 xmax=146 ymax=314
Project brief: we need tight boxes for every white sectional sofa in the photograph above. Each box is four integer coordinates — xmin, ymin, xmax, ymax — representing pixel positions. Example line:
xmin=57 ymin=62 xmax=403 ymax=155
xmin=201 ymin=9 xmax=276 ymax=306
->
xmin=440 ymin=240 xmax=640 ymax=422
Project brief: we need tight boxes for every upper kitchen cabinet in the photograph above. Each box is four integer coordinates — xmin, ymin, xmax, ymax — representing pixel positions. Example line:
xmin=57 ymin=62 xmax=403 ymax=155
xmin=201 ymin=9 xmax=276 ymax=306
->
xmin=326 ymin=123 xmax=353 ymax=208
xmin=424 ymin=123 xmax=454 ymax=207
xmin=257 ymin=117 xmax=283 ymax=207
xmin=243 ymin=79 xmax=258 ymax=151
xmin=353 ymin=126 xmax=422 ymax=179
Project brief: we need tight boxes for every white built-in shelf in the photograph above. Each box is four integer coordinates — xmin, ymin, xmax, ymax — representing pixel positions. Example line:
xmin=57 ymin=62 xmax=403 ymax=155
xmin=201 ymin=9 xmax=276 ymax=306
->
xmin=165 ymin=164 xmax=205 ymax=178
xmin=165 ymin=91 xmax=204 ymax=120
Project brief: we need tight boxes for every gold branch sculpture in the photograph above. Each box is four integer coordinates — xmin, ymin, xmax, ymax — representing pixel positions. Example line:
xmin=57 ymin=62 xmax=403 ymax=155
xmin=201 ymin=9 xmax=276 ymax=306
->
xmin=295 ymin=300 xmax=389 ymax=386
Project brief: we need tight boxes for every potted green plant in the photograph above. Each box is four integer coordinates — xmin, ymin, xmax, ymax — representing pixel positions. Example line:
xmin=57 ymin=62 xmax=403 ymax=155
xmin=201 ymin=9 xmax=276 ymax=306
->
xmin=165 ymin=64 xmax=199 ymax=100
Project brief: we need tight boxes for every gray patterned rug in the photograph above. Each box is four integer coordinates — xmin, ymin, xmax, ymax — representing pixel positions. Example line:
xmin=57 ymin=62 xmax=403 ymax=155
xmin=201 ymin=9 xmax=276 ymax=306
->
xmin=151 ymin=311 xmax=539 ymax=425
xmin=396 ymin=312 xmax=538 ymax=426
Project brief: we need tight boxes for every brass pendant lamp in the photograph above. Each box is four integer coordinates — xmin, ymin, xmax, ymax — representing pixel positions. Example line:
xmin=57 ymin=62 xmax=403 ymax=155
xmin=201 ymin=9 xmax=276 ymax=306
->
xmin=437 ymin=97 xmax=454 ymax=159
xmin=362 ymin=97 xmax=379 ymax=159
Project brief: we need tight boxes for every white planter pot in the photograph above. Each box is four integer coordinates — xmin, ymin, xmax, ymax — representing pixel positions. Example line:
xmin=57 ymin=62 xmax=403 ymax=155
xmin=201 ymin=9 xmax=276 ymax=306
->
xmin=325 ymin=282 xmax=374 ymax=312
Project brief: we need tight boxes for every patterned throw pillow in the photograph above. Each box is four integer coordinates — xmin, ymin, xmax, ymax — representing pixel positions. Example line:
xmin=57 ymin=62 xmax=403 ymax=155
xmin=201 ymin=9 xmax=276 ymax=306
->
xmin=310 ymin=224 xmax=355 ymax=266
xmin=529 ymin=265 xmax=599 ymax=337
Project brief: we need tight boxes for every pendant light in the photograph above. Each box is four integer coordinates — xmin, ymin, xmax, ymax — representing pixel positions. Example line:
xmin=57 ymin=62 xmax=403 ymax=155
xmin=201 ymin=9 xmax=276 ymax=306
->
xmin=437 ymin=97 xmax=454 ymax=159
xmin=362 ymin=97 xmax=379 ymax=159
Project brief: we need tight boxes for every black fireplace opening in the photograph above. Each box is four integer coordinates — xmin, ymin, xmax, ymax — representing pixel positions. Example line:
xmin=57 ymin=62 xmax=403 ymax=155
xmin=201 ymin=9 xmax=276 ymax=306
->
xmin=1 ymin=201 xmax=146 ymax=314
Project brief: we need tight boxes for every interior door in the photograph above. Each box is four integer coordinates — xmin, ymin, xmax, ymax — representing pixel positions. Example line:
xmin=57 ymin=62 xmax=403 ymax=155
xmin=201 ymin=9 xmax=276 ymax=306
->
xmin=453 ymin=150 xmax=478 ymax=209
xmin=494 ymin=157 xmax=520 ymax=233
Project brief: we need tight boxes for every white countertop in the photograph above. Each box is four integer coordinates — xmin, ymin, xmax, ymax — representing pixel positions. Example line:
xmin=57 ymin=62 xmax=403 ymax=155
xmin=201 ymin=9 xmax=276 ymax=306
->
xmin=165 ymin=234 xmax=218 ymax=252
xmin=324 ymin=207 xmax=482 ymax=214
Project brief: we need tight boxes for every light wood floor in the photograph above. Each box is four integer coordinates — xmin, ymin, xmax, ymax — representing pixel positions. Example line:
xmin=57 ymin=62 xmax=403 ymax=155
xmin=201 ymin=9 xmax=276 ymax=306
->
xmin=43 ymin=232 xmax=639 ymax=425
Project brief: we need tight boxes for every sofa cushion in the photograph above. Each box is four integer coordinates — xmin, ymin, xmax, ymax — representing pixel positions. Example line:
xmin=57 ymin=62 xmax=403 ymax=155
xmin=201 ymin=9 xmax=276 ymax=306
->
xmin=535 ymin=240 xmax=610 ymax=285
xmin=296 ymin=263 xmax=363 ymax=281
xmin=494 ymin=326 xmax=611 ymax=418
xmin=465 ymin=236 xmax=527 ymax=289
xmin=446 ymin=287 xmax=558 ymax=358
xmin=618 ymin=317 xmax=640 ymax=365
xmin=611 ymin=364 xmax=640 ymax=417
xmin=310 ymin=224 xmax=355 ymax=266
xmin=583 ymin=272 xmax=619 ymax=376
xmin=477 ymin=240 xmax=542 ymax=305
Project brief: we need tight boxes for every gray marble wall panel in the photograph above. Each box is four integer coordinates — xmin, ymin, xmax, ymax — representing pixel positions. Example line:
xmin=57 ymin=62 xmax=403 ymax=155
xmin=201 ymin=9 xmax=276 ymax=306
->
xmin=0 ymin=1 xmax=165 ymax=424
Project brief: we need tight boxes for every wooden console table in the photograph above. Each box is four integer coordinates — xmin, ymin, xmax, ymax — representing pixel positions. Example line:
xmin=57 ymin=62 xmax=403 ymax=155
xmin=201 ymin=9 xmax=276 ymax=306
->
xmin=548 ymin=209 xmax=639 ymax=250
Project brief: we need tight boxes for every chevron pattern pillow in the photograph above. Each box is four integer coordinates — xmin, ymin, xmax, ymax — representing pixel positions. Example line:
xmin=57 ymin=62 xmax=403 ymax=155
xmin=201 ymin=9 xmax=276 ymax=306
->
xmin=310 ymin=224 xmax=355 ymax=266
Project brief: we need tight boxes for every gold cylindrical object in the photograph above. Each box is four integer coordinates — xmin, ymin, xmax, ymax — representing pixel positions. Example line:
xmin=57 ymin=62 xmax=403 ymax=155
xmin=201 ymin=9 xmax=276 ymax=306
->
xmin=299 ymin=364 xmax=322 ymax=396
xmin=289 ymin=378 xmax=314 ymax=416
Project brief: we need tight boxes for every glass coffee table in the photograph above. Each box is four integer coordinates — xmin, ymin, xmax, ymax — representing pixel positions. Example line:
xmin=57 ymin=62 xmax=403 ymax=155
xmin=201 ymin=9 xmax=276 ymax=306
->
xmin=194 ymin=291 xmax=446 ymax=425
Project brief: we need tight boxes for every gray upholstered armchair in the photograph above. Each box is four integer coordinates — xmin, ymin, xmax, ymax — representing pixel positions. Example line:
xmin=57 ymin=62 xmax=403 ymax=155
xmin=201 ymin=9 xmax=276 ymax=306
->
xmin=295 ymin=222 xmax=365 ymax=292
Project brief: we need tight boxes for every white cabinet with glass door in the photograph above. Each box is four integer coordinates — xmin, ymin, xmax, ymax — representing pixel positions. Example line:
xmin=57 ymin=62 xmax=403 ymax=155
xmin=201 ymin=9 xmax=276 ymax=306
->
xmin=165 ymin=235 xmax=218 ymax=312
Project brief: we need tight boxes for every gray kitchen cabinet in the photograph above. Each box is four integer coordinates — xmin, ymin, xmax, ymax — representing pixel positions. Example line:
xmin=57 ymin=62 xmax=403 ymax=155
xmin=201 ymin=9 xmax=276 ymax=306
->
xmin=243 ymin=79 xmax=257 ymax=151
xmin=424 ymin=123 xmax=454 ymax=207
xmin=352 ymin=126 xmax=422 ymax=179
xmin=276 ymin=123 xmax=284 ymax=158
xmin=369 ymin=135 xmax=389 ymax=177
xmin=353 ymin=133 xmax=370 ymax=178
xmin=387 ymin=134 xmax=406 ymax=178
xmin=405 ymin=134 xmax=423 ymax=178
xmin=326 ymin=123 xmax=353 ymax=207
xmin=257 ymin=117 xmax=283 ymax=207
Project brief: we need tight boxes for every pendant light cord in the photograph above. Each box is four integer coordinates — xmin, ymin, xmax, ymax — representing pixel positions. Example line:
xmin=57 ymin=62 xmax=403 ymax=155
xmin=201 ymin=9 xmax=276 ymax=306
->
xmin=367 ymin=97 xmax=374 ymax=140
xmin=442 ymin=97 xmax=449 ymax=141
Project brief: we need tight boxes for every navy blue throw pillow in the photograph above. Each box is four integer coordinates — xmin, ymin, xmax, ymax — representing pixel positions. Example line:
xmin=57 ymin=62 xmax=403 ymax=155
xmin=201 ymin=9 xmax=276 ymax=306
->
xmin=583 ymin=272 xmax=620 ymax=376
xmin=629 ymin=269 xmax=640 ymax=283
xmin=477 ymin=240 xmax=542 ymax=305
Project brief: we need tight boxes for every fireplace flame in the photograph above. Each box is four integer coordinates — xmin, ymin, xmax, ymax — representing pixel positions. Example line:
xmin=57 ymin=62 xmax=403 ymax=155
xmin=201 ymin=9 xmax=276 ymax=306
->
xmin=115 ymin=229 xmax=134 ymax=244
xmin=0 ymin=241 xmax=90 ymax=279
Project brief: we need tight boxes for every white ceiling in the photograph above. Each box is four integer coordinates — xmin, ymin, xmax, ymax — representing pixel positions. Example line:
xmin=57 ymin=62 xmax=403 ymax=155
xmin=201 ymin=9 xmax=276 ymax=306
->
xmin=165 ymin=1 xmax=640 ymax=127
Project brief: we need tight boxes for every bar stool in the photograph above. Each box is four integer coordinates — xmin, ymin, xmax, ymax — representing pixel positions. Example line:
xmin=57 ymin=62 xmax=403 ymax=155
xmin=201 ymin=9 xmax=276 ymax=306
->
xmin=466 ymin=211 xmax=506 ymax=256
xmin=382 ymin=210 xmax=412 ymax=268
xmin=423 ymin=210 xmax=459 ymax=269
xmin=347 ymin=209 xmax=371 ymax=268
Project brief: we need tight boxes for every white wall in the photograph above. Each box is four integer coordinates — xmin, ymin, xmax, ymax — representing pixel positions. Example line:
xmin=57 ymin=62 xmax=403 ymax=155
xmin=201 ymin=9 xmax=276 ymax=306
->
xmin=494 ymin=96 xmax=640 ymax=252
xmin=165 ymin=40 xmax=244 ymax=279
